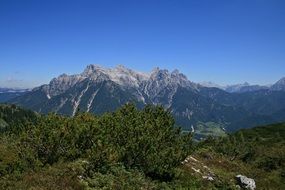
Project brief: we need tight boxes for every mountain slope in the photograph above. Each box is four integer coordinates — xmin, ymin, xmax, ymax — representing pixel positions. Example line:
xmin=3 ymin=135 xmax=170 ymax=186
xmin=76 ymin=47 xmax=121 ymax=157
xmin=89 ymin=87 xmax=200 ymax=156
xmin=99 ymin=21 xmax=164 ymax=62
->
xmin=9 ymin=65 xmax=285 ymax=132
xmin=271 ymin=77 xmax=285 ymax=91
xmin=171 ymin=87 xmax=249 ymax=129
xmin=200 ymin=88 xmax=285 ymax=116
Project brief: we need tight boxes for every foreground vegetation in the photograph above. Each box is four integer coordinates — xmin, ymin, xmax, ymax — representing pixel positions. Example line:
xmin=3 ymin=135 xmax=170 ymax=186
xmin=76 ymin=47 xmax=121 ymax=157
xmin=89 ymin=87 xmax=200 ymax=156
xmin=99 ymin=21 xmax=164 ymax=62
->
xmin=0 ymin=104 xmax=284 ymax=189
xmin=0 ymin=104 xmax=194 ymax=189
xmin=195 ymin=122 xmax=285 ymax=189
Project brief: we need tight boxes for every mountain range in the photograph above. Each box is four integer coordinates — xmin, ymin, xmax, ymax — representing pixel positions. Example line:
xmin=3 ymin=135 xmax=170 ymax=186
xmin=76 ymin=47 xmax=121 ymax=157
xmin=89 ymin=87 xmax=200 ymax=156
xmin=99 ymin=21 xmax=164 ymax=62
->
xmin=6 ymin=65 xmax=285 ymax=133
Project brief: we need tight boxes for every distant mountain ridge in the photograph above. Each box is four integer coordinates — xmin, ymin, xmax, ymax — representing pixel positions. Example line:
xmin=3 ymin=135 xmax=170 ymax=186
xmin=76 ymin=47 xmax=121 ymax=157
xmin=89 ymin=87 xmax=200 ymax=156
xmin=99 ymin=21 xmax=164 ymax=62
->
xmin=224 ymin=82 xmax=269 ymax=93
xmin=0 ymin=88 xmax=30 ymax=103
xmin=9 ymin=65 xmax=285 ymax=132
xmin=0 ymin=87 xmax=30 ymax=93
xmin=199 ymin=78 xmax=284 ymax=93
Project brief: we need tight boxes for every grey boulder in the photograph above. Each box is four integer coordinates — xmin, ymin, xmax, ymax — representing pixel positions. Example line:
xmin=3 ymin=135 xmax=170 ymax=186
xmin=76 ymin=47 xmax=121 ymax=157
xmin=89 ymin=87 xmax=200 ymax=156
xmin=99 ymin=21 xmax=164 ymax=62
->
xmin=236 ymin=175 xmax=256 ymax=190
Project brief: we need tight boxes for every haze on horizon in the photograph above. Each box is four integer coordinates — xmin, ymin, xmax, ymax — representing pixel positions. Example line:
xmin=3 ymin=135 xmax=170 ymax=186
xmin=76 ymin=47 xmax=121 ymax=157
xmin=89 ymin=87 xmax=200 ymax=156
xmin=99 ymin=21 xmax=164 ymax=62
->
xmin=0 ymin=0 xmax=285 ymax=88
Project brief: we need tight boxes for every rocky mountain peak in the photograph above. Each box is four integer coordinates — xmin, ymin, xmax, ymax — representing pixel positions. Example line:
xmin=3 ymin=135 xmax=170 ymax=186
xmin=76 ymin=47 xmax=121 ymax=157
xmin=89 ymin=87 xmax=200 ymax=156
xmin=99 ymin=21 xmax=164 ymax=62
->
xmin=171 ymin=69 xmax=180 ymax=75
xmin=150 ymin=69 xmax=169 ymax=81
xmin=150 ymin=67 xmax=160 ymax=74
xmin=271 ymin=77 xmax=285 ymax=91
xmin=82 ymin=64 xmax=105 ymax=76
xmin=81 ymin=64 xmax=150 ymax=88
xmin=150 ymin=68 xmax=188 ymax=82
xmin=30 ymin=65 xmax=200 ymax=102
xmin=115 ymin=64 xmax=128 ymax=71
xmin=172 ymin=69 xmax=188 ymax=81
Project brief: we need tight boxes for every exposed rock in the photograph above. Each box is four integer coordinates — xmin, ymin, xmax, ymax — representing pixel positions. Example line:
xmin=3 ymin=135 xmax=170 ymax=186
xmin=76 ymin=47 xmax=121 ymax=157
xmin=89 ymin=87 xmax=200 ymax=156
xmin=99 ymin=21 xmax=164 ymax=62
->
xmin=183 ymin=156 xmax=216 ymax=182
xmin=236 ymin=175 xmax=256 ymax=190
xmin=189 ymin=156 xmax=199 ymax=162
xmin=202 ymin=175 xmax=214 ymax=181
xmin=191 ymin=167 xmax=201 ymax=174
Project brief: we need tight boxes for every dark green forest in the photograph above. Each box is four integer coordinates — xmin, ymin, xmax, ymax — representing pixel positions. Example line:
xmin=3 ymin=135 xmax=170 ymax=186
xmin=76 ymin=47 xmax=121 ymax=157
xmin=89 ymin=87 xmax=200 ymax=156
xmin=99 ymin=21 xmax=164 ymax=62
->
xmin=0 ymin=104 xmax=284 ymax=189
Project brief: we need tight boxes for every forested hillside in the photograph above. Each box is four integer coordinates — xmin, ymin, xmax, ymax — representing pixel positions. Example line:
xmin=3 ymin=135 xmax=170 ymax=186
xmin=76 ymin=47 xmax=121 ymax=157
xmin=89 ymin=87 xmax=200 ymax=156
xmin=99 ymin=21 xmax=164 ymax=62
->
xmin=0 ymin=104 xmax=38 ymax=133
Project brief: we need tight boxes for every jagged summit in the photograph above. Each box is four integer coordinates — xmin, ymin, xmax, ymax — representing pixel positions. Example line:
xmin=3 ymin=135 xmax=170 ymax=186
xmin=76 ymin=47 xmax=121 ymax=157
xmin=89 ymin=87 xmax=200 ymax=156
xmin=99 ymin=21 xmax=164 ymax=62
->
xmin=11 ymin=64 xmax=201 ymax=115
xmin=81 ymin=64 xmax=150 ymax=88
xmin=27 ymin=64 xmax=198 ymax=108
xmin=151 ymin=67 xmax=160 ymax=74
xmin=46 ymin=64 xmax=193 ymax=91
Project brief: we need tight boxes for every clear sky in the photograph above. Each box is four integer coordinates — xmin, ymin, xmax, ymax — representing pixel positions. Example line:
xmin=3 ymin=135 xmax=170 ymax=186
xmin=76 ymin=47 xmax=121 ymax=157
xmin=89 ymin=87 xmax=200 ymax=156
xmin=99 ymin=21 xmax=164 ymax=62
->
xmin=0 ymin=0 xmax=285 ymax=88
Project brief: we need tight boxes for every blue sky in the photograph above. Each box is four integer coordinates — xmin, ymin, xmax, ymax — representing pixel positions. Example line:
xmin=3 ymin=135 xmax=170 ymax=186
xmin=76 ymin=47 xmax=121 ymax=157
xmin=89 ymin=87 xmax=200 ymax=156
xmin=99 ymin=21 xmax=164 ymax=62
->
xmin=0 ymin=0 xmax=285 ymax=88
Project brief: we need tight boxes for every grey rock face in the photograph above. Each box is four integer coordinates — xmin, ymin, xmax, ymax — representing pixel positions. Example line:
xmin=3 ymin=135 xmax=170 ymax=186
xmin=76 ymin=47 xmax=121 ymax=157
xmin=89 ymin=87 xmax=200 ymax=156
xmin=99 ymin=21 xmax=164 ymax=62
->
xmin=236 ymin=175 xmax=256 ymax=190
xmin=39 ymin=64 xmax=197 ymax=108
xmin=46 ymin=74 xmax=84 ymax=97
xmin=11 ymin=64 xmax=198 ymax=115
xmin=142 ymin=67 xmax=197 ymax=106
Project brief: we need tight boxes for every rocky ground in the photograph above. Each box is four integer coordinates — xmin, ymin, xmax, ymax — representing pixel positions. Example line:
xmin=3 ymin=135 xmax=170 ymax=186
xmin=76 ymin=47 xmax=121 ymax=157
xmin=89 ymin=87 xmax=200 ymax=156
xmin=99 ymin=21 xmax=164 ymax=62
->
xmin=182 ymin=153 xmax=256 ymax=190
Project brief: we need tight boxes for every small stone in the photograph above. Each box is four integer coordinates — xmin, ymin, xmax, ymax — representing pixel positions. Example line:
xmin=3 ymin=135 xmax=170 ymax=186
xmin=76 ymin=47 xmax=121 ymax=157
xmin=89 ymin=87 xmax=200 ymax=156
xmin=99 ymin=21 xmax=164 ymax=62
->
xmin=202 ymin=176 xmax=214 ymax=181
